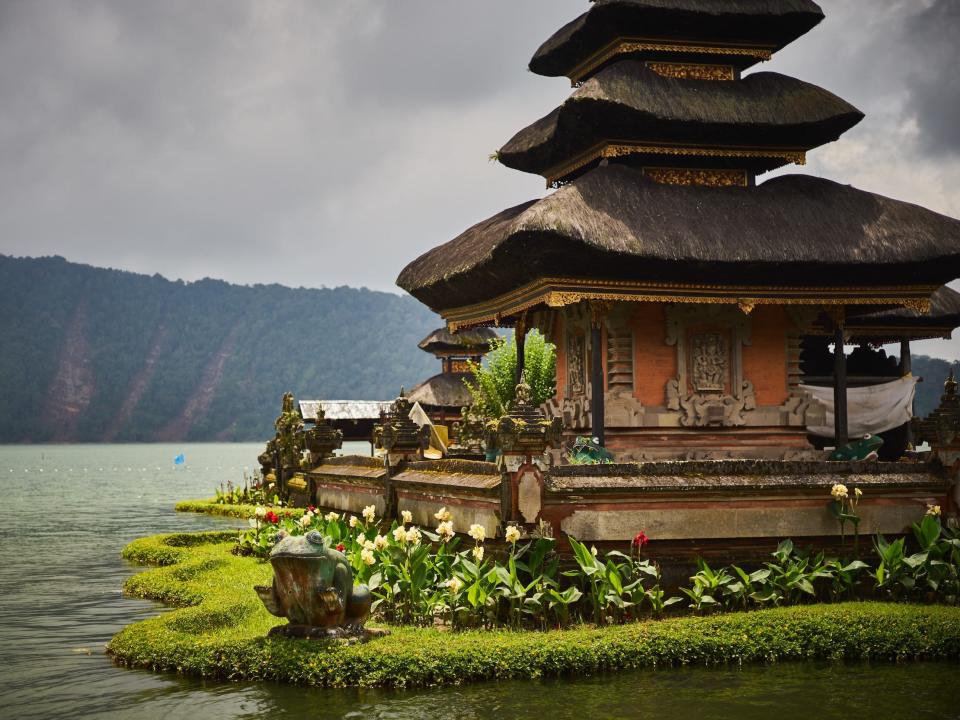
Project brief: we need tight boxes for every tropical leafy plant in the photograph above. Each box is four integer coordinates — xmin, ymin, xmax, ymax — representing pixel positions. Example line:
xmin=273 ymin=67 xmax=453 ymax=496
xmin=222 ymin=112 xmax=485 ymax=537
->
xmin=464 ymin=331 xmax=556 ymax=419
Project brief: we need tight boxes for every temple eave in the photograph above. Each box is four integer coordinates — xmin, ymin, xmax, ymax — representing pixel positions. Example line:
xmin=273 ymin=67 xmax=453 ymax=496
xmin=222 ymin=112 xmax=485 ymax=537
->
xmin=439 ymin=278 xmax=937 ymax=331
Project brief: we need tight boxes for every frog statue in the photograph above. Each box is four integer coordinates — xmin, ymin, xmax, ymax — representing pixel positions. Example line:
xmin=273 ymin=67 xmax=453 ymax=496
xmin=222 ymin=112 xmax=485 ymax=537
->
xmin=254 ymin=530 xmax=383 ymax=641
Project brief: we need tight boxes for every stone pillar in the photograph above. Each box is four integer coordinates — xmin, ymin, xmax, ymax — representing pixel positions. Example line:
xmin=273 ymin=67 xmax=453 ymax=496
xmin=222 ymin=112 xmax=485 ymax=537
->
xmin=487 ymin=378 xmax=562 ymax=529
xmin=833 ymin=325 xmax=849 ymax=446
xmin=375 ymin=389 xmax=430 ymax=517
xmin=303 ymin=404 xmax=343 ymax=506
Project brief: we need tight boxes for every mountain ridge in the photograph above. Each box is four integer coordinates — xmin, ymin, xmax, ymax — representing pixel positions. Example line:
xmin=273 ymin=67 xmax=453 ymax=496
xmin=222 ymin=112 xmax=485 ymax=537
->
xmin=0 ymin=254 xmax=439 ymax=442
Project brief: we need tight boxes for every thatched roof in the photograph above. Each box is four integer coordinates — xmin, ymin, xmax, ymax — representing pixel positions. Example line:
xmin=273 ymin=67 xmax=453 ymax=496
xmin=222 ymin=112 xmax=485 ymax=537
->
xmin=531 ymin=0 xmax=825 ymax=79
xmin=396 ymin=165 xmax=960 ymax=314
xmin=846 ymin=286 xmax=960 ymax=342
xmin=418 ymin=327 xmax=499 ymax=355
xmin=499 ymin=63 xmax=862 ymax=180
xmin=407 ymin=373 xmax=473 ymax=410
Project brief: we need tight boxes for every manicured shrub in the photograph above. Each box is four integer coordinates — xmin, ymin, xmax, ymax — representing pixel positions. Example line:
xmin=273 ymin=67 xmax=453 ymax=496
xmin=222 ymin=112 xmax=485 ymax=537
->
xmin=109 ymin=532 xmax=960 ymax=688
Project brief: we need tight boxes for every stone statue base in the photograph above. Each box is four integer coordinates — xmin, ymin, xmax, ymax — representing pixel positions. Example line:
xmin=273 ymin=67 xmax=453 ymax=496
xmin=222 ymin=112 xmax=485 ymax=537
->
xmin=267 ymin=623 xmax=390 ymax=645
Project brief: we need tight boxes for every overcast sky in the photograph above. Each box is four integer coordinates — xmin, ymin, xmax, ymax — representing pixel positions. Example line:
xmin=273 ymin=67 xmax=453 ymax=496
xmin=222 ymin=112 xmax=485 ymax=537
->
xmin=1 ymin=0 xmax=959 ymax=359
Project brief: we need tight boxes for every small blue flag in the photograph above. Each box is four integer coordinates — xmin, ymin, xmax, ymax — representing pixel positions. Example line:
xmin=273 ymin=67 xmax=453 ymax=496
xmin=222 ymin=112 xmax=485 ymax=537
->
xmin=173 ymin=454 xmax=186 ymax=466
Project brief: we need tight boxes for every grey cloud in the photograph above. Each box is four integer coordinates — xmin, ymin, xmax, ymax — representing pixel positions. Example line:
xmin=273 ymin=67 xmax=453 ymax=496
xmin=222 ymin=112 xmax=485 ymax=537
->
xmin=0 ymin=0 xmax=957 ymax=324
xmin=902 ymin=0 xmax=960 ymax=155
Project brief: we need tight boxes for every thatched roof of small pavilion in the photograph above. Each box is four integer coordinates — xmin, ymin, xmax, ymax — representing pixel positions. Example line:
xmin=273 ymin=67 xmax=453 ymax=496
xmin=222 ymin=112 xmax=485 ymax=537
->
xmin=418 ymin=327 xmax=499 ymax=355
xmin=407 ymin=373 xmax=474 ymax=410
xmin=499 ymin=63 xmax=862 ymax=180
xmin=531 ymin=0 xmax=825 ymax=78
xmin=396 ymin=165 xmax=960 ymax=315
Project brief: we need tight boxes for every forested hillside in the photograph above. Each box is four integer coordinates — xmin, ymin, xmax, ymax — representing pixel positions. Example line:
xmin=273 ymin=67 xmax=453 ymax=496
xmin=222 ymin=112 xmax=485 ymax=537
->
xmin=0 ymin=255 xmax=954 ymax=443
xmin=0 ymin=255 xmax=438 ymax=442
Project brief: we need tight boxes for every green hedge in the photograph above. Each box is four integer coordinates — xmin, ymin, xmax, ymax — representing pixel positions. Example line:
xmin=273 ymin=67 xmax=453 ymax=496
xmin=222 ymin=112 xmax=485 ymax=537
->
xmin=108 ymin=532 xmax=960 ymax=688
xmin=174 ymin=499 xmax=307 ymax=520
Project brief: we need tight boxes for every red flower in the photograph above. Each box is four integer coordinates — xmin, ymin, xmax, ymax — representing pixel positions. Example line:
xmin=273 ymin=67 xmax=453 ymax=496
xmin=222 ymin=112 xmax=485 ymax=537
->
xmin=336 ymin=543 xmax=345 ymax=552
xmin=632 ymin=531 xmax=649 ymax=549
xmin=265 ymin=511 xmax=280 ymax=524
xmin=308 ymin=505 xmax=317 ymax=513
xmin=283 ymin=510 xmax=293 ymax=518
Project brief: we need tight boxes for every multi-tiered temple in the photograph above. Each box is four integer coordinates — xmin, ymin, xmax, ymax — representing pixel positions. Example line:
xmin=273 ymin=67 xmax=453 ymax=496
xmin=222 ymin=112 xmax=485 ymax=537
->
xmin=398 ymin=0 xmax=960 ymax=463
xmin=278 ymin=1 xmax=960 ymax=558
xmin=407 ymin=327 xmax=497 ymax=428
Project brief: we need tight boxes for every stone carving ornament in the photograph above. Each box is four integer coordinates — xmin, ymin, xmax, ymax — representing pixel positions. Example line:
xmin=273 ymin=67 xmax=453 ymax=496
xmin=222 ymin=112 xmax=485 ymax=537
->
xmin=692 ymin=332 xmax=728 ymax=392
xmin=665 ymin=306 xmax=755 ymax=428
xmin=255 ymin=530 xmax=385 ymax=642
xmin=567 ymin=331 xmax=586 ymax=396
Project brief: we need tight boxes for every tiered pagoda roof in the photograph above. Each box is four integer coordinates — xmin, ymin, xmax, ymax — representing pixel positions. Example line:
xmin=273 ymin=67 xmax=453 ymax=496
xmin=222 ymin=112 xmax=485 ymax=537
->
xmin=407 ymin=327 xmax=498 ymax=411
xmin=417 ymin=327 xmax=498 ymax=356
xmin=398 ymin=0 xmax=960 ymax=327
xmin=530 ymin=0 xmax=825 ymax=80
xmin=500 ymin=62 xmax=862 ymax=185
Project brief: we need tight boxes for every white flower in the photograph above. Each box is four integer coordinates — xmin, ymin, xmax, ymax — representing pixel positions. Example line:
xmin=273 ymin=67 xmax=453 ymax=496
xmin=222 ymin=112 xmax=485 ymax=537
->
xmin=401 ymin=510 xmax=413 ymax=524
xmin=248 ymin=518 xmax=258 ymax=528
xmin=831 ymin=484 xmax=849 ymax=501
xmin=854 ymin=488 xmax=863 ymax=498
xmin=927 ymin=504 xmax=942 ymax=517
xmin=360 ymin=548 xmax=376 ymax=566
xmin=349 ymin=516 xmax=360 ymax=528
xmin=468 ymin=524 xmax=486 ymax=542
xmin=298 ymin=514 xmax=313 ymax=528
xmin=505 ymin=525 xmax=521 ymax=544
xmin=434 ymin=507 xmax=452 ymax=522
xmin=446 ymin=576 xmax=464 ymax=594
xmin=472 ymin=545 xmax=484 ymax=562
xmin=405 ymin=527 xmax=422 ymax=545
xmin=325 ymin=511 xmax=340 ymax=522
xmin=393 ymin=526 xmax=407 ymax=543
xmin=436 ymin=520 xmax=455 ymax=542
xmin=591 ymin=545 xmax=598 ymax=557
xmin=363 ymin=539 xmax=376 ymax=552
xmin=254 ymin=506 xmax=267 ymax=519
xmin=374 ymin=534 xmax=389 ymax=550
xmin=362 ymin=505 xmax=377 ymax=523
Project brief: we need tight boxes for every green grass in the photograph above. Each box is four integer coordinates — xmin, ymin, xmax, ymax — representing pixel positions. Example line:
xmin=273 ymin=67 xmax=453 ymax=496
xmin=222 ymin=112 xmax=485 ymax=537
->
xmin=109 ymin=532 xmax=960 ymax=688
xmin=174 ymin=499 xmax=306 ymax=520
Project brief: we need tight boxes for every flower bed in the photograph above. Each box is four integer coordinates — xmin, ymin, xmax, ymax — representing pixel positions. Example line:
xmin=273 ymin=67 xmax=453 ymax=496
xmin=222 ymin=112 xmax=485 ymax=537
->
xmin=108 ymin=531 xmax=960 ymax=688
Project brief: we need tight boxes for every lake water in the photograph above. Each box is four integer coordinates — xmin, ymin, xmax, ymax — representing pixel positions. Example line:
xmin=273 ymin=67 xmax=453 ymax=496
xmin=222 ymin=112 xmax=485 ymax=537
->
xmin=1 ymin=443 xmax=958 ymax=719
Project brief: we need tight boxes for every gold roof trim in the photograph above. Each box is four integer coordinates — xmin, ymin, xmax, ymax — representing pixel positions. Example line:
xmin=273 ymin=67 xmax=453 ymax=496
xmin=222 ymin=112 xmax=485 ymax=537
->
xmin=568 ymin=37 xmax=773 ymax=85
xmin=545 ymin=141 xmax=806 ymax=188
xmin=442 ymin=277 xmax=936 ymax=331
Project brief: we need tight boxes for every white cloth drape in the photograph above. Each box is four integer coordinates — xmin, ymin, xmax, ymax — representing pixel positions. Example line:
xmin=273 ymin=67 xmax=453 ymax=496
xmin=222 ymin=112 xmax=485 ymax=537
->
xmin=800 ymin=376 xmax=917 ymax=439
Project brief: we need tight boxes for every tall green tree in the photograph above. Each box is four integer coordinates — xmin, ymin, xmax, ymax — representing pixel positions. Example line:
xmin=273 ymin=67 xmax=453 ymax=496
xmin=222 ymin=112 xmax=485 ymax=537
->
xmin=464 ymin=331 xmax=556 ymax=419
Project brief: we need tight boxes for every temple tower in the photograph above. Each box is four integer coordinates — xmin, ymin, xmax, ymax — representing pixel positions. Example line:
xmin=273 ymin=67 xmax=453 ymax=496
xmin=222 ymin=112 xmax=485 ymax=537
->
xmin=407 ymin=327 xmax=498 ymax=428
xmin=398 ymin=0 xmax=960 ymax=462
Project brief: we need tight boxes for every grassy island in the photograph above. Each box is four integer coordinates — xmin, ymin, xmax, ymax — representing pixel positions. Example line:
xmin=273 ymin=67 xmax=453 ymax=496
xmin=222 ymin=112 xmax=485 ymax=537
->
xmin=108 ymin=531 xmax=960 ymax=689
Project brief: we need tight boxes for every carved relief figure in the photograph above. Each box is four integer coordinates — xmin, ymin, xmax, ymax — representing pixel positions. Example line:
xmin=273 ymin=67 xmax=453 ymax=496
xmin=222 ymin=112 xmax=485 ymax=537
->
xmin=567 ymin=332 xmax=585 ymax=396
xmin=691 ymin=333 xmax=728 ymax=392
